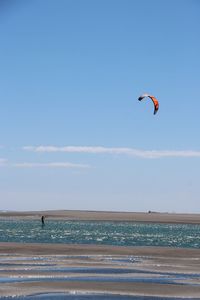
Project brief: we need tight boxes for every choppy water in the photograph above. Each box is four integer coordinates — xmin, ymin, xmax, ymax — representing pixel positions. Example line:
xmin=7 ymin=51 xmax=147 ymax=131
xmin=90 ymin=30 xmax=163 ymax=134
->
xmin=0 ymin=220 xmax=200 ymax=248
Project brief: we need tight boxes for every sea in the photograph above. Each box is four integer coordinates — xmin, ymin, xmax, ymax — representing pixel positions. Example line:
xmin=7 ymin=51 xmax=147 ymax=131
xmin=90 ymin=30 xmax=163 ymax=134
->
xmin=0 ymin=219 xmax=200 ymax=248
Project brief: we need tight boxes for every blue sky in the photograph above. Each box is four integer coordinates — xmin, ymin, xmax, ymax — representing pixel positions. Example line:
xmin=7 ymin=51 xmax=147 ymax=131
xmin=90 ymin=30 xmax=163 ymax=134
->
xmin=0 ymin=0 xmax=200 ymax=212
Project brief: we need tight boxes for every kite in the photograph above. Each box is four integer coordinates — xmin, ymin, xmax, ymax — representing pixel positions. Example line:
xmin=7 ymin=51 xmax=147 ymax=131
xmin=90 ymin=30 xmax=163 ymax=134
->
xmin=138 ymin=94 xmax=159 ymax=115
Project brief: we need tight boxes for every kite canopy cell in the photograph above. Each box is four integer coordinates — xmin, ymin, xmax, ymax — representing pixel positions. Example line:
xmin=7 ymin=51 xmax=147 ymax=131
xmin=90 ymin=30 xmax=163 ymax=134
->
xmin=138 ymin=94 xmax=159 ymax=115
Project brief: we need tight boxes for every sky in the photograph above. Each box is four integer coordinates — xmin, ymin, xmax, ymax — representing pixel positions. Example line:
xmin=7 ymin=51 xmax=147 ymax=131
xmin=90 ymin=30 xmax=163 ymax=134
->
xmin=0 ymin=0 xmax=200 ymax=212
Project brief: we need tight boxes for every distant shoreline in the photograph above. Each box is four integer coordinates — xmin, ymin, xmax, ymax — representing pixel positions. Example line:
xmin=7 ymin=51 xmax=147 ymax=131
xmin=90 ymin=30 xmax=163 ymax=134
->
xmin=1 ymin=210 xmax=200 ymax=224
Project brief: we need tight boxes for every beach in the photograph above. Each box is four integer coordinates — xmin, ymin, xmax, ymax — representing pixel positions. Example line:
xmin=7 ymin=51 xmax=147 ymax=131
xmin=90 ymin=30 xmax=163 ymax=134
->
xmin=0 ymin=211 xmax=200 ymax=298
xmin=1 ymin=243 xmax=200 ymax=298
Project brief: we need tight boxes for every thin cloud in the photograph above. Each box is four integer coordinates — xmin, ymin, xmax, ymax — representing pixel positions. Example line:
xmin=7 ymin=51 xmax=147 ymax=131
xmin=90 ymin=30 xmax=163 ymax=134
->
xmin=23 ymin=146 xmax=200 ymax=159
xmin=12 ymin=162 xmax=90 ymax=169
xmin=0 ymin=159 xmax=90 ymax=169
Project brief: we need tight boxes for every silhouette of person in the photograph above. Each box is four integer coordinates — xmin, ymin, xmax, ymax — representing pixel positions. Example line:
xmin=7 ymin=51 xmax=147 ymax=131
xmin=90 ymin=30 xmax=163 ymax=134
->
xmin=41 ymin=215 xmax=45 ymax=225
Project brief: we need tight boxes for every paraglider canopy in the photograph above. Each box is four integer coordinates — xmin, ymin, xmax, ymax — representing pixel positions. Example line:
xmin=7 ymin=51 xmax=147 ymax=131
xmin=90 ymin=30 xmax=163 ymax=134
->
xmin=138 ymin=93 xmax=159 ymax=115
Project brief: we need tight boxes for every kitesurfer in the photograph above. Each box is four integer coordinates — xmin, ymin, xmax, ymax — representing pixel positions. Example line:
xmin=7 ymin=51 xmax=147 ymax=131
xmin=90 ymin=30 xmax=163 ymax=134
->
xmin=41 ymin=215 xmax=45 ymax=225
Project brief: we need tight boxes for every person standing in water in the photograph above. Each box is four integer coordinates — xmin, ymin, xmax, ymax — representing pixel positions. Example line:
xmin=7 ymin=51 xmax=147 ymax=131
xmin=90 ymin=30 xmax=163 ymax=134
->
xmin=41 ymin=215 xmax=45 ymax=225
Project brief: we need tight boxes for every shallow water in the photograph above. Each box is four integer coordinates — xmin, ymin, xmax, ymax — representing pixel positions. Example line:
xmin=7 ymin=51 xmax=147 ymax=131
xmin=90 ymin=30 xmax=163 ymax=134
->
xmin=0 ymin=274 xmax=191 ymax=285
xmin=0 ymin=220 xmax=200 ymax=248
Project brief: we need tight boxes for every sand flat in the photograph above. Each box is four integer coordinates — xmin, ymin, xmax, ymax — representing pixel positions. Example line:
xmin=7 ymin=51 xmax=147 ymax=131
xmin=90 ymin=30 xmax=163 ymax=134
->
xmin=1 ymin=209 xmax=200 ymax=224
xmin=2 ymin=281 xmax=200 ymax=298
xmin=1 ymin=242 xmax=200 ymax=297
xmin=1 ymin=241 xmax=200 ymax=257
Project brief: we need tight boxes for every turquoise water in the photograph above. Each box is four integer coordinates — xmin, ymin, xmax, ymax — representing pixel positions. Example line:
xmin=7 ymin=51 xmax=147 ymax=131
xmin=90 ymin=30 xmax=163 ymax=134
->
xmin=0 ymin=220 xmax=200 ymax=248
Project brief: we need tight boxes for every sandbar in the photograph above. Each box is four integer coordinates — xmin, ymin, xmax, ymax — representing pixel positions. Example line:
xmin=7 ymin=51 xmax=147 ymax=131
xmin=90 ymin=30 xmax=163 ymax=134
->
xmin=1 ymin=209 xmax=200 ymax=224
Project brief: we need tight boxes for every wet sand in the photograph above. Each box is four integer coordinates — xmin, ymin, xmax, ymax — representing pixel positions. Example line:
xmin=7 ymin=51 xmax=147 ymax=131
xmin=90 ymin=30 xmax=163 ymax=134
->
xmin=1 ymin=209 xmax=200 ymax=224
xmin=1 ymin=242 xmax=200 ymax=298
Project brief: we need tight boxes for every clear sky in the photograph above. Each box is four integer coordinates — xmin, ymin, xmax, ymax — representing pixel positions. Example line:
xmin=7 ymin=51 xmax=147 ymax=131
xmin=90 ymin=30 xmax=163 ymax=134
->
xmin=0 ymin=0 xmax=200 ymax=212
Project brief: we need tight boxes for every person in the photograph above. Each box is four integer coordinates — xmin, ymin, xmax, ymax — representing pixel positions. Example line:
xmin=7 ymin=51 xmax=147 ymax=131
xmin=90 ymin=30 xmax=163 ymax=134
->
xmin=41 ymin=215 xmax=45 ymax=225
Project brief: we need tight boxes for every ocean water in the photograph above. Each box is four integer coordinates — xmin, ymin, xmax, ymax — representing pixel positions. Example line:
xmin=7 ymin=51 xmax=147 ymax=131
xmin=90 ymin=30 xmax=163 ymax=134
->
xmin=0 ymin=220 xmax=200 ymax=248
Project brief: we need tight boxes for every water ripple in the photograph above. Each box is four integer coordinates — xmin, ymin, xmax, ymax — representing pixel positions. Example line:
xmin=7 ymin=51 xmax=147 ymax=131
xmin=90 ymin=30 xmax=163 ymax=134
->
xmin=0 ymin=220 xmax=200 ymax=248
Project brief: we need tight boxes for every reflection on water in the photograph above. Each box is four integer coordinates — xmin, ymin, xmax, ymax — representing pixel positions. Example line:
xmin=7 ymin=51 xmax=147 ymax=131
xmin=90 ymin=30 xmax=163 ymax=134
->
xmin=0 ymin=275 xmax=189 ymax=285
